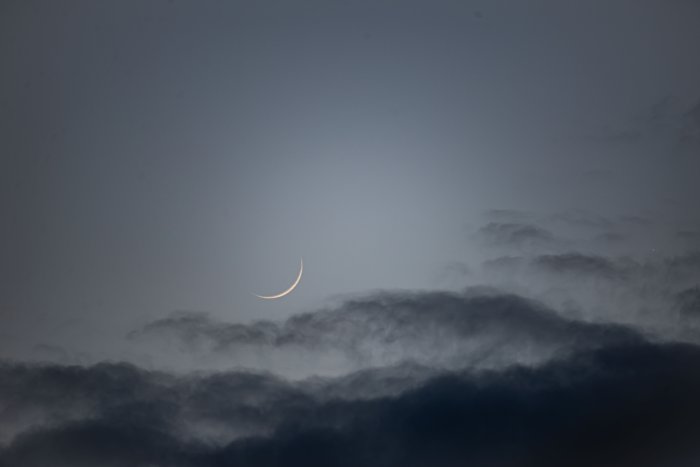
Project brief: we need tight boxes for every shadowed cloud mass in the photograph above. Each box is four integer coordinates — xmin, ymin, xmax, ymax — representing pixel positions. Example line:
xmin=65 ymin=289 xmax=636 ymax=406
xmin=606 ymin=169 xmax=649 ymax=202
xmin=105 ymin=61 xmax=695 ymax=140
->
xmin=3 ymin=340 xmax=700 ymax=467
xmin=129 ymin=290 xmax=643 ymax=376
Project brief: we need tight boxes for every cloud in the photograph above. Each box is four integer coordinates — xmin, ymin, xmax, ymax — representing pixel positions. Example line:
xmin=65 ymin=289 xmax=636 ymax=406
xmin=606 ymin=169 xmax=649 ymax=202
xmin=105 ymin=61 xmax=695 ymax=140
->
xmin=0 ymin=419 xmax=195 ymax=467
xmin=593 ymin=231 xmax=627 ymax=245
xmin=547 ymin=210 xmax=613 ymax=230
xmin=4 ymin=198 xmax=699 ymax=465
xmin=4 ymin=239 xmax=700 ymax=466
xmin=665 ymin=251 xmax=700 ymax=281
xmin=482 ymin=253 xmax=629 ymax=285
xmin=484 ymin=250 xmax=700 ymax=291
xmin=676 ymin=287 xmax=700 ymax=317
xmin=473 ymin=249 xmax=700 ymax=344
xmin=2 ymin=341 xmax=700 ymax=466
xmin=129 ymin=290 xmax=643 ymax=376
xmin=0 ymin=359 xmax=312 ymax=448
xmin=619 ymin=215 xmax=654 ymax=227
xmin=677 ymin=230 xmax=700 ymax=245
xmin=472 ymin=212 xmax=678 ymax=259
xmin=583 ymin=96 xmax=700 ymax=150
xmin=214 ymin=342 xmax=700 ymax=467
xmin=531 ymin=253 xmax=625 ymax=280
xmin=476 ymin=222 xmax=557 ymax=250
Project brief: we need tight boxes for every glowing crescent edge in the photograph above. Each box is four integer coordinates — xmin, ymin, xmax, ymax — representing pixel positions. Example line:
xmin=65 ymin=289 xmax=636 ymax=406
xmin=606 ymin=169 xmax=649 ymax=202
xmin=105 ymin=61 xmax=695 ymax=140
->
xmin=253 ymin=258 xmax=303 ymax=299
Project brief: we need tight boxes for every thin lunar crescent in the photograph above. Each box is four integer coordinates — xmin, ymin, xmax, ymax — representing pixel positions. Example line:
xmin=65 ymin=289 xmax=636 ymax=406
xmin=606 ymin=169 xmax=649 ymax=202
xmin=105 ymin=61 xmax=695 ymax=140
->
xmin=253 ymin=258 xmax=303 ymax=300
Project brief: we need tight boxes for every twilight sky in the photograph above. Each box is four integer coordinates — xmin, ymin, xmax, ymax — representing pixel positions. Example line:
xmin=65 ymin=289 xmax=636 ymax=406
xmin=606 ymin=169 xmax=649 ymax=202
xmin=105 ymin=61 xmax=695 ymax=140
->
xmin=2 ymin=1 xmax=700 ymax=466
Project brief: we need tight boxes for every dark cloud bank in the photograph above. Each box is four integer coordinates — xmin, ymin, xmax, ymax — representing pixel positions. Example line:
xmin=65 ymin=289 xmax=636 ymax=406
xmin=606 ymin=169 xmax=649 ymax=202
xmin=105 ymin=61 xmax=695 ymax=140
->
xmin=2 ymin=338 xmax=700 ymax=466
xmin=3 ymin=283 xmax=700 ymax=466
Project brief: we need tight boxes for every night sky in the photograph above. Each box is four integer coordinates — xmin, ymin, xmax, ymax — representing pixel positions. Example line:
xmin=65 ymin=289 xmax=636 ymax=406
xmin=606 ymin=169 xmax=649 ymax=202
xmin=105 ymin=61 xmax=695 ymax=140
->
xmin=2 ymin=1 xmax=700 ymax=466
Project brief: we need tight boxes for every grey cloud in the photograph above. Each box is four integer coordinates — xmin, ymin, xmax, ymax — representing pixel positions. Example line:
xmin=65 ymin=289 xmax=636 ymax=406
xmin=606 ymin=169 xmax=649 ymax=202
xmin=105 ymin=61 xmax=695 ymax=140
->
xmin=0 ymin=359 xmax=311 ymax=447
xmin=475 ymin=212 xmax=669 ymax=259
xmin=522 ymin=251 xmax=700 ymax=286
xmin=593 ymin=232 xmax=627 ymax=245
xmin=547 ymin=210 xmax=613 ymax=230
xmin=619 ymin=215 xmax=654 ymax=227
xmin=441 ymin=261 xmax=471 ymax=277
xmin=676 ymin=287 xmax=700 ymax=316
xmin=131 ymin=311 xmax=281 ymax=351
xmin=0 ymin=358 xmax=438 ymax=449
xmin=677 ymin=230 xmax=700 ymax=241
xmin=308 ymin=361 xmax=439 ymax=401
xmin=532 ymin=253 xmax=625 ymax=281
xmin=3 ymin=341 xmax=700 ymax=466
xmin=475 ymin=249 xmax=700 ymax=345
xmin=0 ymin=419 xmax=195 ymax=467
xmin=130 ymin=290 xmax=643 ymax=377
xmin=476 ymin=222 xmax=557 ymax=250
xmin=212 ymin=342 xmax=700 ymax=467
xmin=677 ymin=231 xmax=700 ymax=252
xmin=666 ymin=251 xmax=700 ymax=279
xmin=584 ymin=96 xmax=700 ymax=149
xmin=482 ymin=253 xmax=627 ymax=282
xmin=0 ymin=361 xmax=175 ymax=445
xmin=482 ymin=255 xmax=526 ymax=270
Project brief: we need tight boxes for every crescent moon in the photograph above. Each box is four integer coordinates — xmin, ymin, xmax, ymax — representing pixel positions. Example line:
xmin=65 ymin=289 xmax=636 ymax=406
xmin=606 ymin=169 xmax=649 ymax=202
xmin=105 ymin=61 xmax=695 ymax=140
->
xmin=253 ymin=258 xmax=303 ymax=300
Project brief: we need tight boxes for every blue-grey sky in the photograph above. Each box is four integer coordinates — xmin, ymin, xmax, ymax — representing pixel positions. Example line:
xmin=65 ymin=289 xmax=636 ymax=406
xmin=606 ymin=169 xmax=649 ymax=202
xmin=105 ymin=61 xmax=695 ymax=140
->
xmin=3 ymin=2 xmax=700 ymax=466
xmin=2 ymin=0 xmax=700 ymax=357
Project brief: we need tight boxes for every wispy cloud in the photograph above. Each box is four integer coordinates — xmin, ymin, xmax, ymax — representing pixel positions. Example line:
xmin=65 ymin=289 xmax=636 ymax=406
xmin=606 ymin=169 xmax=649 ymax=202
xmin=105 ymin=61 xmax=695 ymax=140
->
xmin=129 ymin=290 xmax=643 ymax=377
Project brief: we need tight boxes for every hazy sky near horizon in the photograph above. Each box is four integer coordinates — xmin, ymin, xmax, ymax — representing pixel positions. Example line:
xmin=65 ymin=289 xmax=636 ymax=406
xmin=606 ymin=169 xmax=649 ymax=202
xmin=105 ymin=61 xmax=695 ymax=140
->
xmin=2 ymin=0 xmax=700 ymax=357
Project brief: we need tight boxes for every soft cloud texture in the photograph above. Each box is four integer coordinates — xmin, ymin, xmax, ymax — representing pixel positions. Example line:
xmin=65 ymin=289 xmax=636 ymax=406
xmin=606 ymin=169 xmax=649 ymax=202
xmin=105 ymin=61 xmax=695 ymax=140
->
xmin=129 ymin=290 xmax=643 ymax=376
xmin=3 ymin=340 xmax=700 ymax=467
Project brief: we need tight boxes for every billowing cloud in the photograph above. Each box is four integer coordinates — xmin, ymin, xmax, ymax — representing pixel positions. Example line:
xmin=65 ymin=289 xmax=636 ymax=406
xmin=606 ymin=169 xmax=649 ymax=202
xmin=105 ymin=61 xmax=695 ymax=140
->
xmin=474 ymin=246 xmax=700 ymax=346
xmin=129 ymin=290 xmax=643 ymax=376
xmin=2 ymin=340 xmax=700 ymax=467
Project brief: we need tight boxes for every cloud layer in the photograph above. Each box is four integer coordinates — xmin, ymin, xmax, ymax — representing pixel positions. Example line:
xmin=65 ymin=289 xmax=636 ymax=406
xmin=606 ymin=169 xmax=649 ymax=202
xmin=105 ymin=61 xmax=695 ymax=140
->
xmin=4 ymin=210 xmax=700 ymax=466
xmin=129 ymin=290 xmax=643 ymax=377
xmin=3 ymin=340 xmax=700 ymax=467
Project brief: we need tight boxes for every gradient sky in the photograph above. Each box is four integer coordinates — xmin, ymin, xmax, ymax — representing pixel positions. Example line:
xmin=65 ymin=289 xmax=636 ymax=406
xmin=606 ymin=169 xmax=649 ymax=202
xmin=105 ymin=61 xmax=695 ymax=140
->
xmin=3 ymin=1 xmax=699 ymax=356
xmin=2 ymin=2 xmax=700 ymax=466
